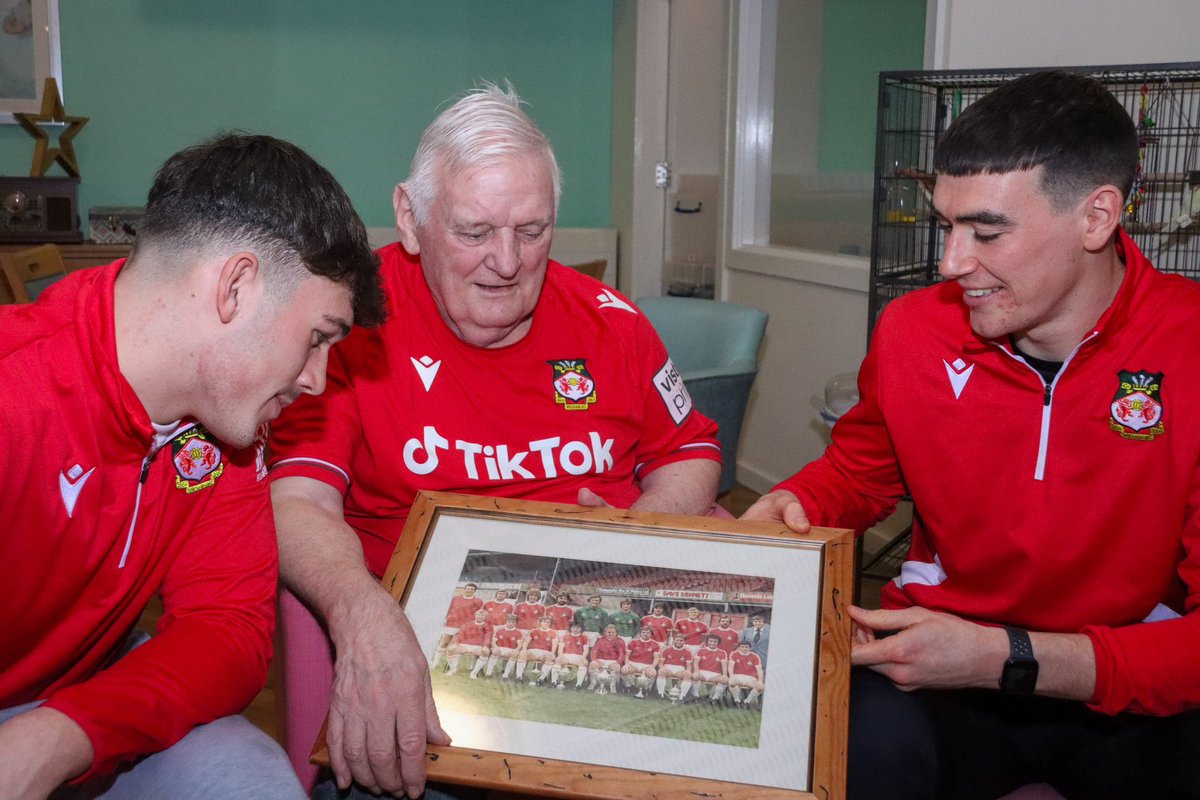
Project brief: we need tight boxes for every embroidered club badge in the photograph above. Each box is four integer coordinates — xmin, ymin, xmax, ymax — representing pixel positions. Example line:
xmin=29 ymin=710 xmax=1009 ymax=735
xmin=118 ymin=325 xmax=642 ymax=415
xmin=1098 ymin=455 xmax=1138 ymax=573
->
xmin=548 ymin=359 xmax=597 ymax=410
xmin=1109 ymin=370 xmax=1164 ymax=441
xmin=172 ymin=427 xmax=226 ymax=492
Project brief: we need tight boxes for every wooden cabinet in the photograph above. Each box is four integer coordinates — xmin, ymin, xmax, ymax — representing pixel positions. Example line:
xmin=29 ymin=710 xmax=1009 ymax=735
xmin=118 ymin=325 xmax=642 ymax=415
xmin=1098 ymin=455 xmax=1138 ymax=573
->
xmin=0 ymin=242 xmax=132 ymax=273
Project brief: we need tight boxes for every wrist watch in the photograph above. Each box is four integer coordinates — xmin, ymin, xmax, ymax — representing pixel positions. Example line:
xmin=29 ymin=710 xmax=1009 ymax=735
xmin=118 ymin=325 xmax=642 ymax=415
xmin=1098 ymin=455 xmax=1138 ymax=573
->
xmin=1000 ymin=626 xmax=1039 ymax=695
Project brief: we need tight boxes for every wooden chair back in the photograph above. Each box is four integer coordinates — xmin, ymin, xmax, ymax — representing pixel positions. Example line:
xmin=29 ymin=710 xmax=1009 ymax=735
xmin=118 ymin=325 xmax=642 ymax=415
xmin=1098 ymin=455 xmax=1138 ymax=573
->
xmin=567 ymin=259 xmax=607 ymax=281
xmin=1 ymin=244 xmax=68 ymax=303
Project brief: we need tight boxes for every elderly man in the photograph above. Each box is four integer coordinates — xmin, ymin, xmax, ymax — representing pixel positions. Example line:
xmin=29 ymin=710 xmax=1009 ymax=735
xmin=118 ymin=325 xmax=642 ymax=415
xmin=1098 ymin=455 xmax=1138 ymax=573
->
xmin=745 ymin=71 xmax=1200 ymax=798
xmin=270 ymin=83 xmax=721 ymax=798
xmin=0 ymin=134 xmax=382 ymax=800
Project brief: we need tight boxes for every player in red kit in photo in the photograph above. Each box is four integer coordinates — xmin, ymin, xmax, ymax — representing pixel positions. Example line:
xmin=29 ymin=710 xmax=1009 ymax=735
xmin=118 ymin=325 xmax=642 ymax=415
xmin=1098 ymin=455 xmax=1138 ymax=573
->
xmin=621 ymin=627 xmax=662 ymax=697
xmin=710 ymin=615 xmax=741 ymax=653
xmin=551 ymin=623 xmax=591 ymax=689
xmin=445 ymin=610 xmax=491 ymax=679
xmin=728 ymin=641 xmax=765 ymax=708
xmin=481 ymin=589 xmax=514 ymax=627
xmin=674 ymin=606 xmax=709 ymax=655
xmin=432 ymin=583 xmax=483 ymax=669
xmin=693 ymin=635 xmax=730 ymax=704
xmin=518 ymin=617 xmax=557 ymax=685
xmin=657 ymin=632 xmax=696 ymax=700
xmin=545 ymin=592 xmax=575 ymax=633
xmin=484 ymin=615 xmax=525 ymax=679
xmin=640 ymin=603 xmax=674 ymax=643
xmin=588 ymin=625 xmax=627 ymax=694
xmin=513 ymin=588 xmax=546 ymax=632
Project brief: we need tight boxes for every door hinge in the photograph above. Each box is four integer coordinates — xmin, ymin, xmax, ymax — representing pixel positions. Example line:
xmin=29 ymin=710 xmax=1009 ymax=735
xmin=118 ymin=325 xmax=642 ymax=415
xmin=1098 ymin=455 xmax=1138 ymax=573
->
xmin=655 ymin=161 xmax=671 ymax=189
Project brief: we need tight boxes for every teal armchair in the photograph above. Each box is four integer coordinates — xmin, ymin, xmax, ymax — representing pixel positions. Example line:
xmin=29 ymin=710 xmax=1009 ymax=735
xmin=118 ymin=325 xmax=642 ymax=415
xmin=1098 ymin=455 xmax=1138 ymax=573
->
xmin=637 ymin=296 xmax=768 ymax=495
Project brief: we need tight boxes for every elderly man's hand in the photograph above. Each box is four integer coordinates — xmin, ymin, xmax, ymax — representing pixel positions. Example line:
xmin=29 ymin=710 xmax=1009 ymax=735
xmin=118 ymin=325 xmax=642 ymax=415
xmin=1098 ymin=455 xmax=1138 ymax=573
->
xmin=326 ymin=590 xmax=450 ymax=799
xmin=740 ymin=489 xmax=811 ymax=534
xmin=576 ymin=487 xmax=614 ymax=508
xmin=848 ymin=605 xmax=1008 ymax=692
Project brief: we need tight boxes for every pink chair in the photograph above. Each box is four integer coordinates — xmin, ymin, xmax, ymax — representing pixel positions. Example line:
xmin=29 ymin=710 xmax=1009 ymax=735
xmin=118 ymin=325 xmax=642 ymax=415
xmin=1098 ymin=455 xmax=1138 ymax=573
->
xmin=278 ymin=590 xmax=336 ymax=792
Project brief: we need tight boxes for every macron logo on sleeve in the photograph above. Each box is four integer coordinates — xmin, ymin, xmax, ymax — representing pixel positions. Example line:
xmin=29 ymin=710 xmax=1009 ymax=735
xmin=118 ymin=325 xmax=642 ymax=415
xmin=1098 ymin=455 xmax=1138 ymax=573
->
xmin=596 ymin=290 xmax=636 ymax=314
xmin=59 ymin=464 xmax=95 ymax=518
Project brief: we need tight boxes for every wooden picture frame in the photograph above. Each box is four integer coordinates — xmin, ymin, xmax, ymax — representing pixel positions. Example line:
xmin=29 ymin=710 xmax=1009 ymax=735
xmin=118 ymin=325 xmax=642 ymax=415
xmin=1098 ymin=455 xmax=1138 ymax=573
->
xmin=0 ymin=0 xmax=62 ymax=123
xmin=312 ymin=491 xmax=853 ymax=799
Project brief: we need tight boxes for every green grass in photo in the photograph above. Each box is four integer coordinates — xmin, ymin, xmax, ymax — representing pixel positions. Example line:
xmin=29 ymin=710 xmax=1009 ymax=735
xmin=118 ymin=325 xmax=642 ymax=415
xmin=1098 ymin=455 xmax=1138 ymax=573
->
xmin=432 ymin=665 xmax=761 ymax=749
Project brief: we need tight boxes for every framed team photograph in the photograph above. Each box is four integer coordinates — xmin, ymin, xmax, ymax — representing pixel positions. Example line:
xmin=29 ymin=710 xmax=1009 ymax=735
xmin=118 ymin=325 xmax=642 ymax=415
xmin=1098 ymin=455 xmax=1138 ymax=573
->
xmin=312 ymin=491 xmax=853 ymax=800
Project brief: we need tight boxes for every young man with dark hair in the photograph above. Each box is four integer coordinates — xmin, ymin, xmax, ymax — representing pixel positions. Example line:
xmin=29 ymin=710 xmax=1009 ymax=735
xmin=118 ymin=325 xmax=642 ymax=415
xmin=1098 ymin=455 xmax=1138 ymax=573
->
xmin=745 ymin=70 xmax=1200 ymax=798
xmin=0 ymin=133 xmax=381 ymax=799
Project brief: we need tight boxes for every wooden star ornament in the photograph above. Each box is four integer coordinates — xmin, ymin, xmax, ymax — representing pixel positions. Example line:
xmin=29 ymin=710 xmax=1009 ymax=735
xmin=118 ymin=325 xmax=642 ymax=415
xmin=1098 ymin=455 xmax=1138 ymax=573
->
xmin=13 ymin=78 xmax=89 ymax=178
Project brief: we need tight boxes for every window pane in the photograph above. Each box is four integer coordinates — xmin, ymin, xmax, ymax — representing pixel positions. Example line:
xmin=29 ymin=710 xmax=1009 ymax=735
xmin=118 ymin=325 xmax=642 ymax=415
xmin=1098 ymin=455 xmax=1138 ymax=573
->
xmin=768 ymin=0 xmax=925 ymax=257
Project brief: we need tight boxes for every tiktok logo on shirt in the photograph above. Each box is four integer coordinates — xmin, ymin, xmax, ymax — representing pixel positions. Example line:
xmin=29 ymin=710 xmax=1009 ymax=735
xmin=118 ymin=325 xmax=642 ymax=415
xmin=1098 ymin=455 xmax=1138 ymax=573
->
xmin=402 ymin=425 xmax=615 ymax=480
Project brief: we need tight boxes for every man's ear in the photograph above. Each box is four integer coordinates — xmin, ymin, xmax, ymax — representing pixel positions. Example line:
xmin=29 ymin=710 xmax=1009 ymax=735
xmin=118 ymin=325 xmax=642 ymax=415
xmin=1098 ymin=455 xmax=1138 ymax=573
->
xmin=216 ymin=252 xmax=262 ymax=324
xmin=393 ymin=183 xmax=422 ymax=255
xmin=1083 ymin=184 xmax=1125 ymax=251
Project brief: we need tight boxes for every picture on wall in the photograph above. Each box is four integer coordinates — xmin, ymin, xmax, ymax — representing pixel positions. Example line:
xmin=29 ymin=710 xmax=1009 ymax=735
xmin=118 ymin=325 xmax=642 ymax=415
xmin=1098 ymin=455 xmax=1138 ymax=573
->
xmin=0 ymin=0 xmax=61 ymax=122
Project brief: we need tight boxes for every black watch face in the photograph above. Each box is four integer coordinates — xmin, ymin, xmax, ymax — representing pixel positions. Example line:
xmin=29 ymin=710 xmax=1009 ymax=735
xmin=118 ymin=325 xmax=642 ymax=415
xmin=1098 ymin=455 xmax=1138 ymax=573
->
xmin=1002 ymin=659 xmax=1038 ymax=695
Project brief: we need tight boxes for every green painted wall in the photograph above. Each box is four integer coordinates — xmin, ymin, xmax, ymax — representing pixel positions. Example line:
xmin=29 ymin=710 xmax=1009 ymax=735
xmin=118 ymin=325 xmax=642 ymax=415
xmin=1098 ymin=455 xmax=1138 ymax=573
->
xmin=0 ymin=1 xmax=613 ymax=229
xmin=819 ymin=0 xmax=925 ymax=172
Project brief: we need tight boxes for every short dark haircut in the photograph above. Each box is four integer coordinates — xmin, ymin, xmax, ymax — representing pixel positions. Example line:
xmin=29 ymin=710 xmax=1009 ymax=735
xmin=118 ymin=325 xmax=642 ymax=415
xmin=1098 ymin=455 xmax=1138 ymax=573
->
xmin=137 ymin=133 xmax=385 ymax=326
xmin=933 ymin=71 xmax=1138 ymax=210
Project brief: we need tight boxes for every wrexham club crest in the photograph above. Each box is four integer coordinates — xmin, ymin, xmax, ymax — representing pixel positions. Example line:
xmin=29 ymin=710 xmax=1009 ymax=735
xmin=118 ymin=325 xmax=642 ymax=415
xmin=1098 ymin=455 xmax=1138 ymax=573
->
xmin=172 ymin=426 xmax=225 ymax=493
xmin=1109 ymin=370 xmax=1165 ymax=440
xmin=548 ymin=359 xmax=597 ymax=411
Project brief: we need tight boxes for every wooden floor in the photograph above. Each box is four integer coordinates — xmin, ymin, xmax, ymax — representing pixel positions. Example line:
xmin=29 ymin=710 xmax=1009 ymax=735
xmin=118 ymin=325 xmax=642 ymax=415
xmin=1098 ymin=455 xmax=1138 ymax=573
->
xmin=138 ymin=483 xmax=892 ymax=745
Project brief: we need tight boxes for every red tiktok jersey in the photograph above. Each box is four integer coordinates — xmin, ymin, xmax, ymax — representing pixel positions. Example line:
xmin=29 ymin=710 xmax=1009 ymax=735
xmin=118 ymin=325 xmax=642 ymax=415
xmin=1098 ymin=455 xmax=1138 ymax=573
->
xmin=641 ymin=615 xmax=674 ymax=642
xmin=269 ymin=246 xmax=721 ymax=577
xmin=729 ymin=651 xmax=762 ymax=678
xmin=627 ymin=638 xmax=661 ymax=666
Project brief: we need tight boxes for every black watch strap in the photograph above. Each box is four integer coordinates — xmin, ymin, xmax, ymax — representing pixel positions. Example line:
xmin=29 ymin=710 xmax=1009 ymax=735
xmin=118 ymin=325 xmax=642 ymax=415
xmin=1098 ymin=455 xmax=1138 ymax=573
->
xmin=1006 ymin=626 xmax=1033 ymax=660
xmin=1000 ymin=626 xmax=1038 ymax=695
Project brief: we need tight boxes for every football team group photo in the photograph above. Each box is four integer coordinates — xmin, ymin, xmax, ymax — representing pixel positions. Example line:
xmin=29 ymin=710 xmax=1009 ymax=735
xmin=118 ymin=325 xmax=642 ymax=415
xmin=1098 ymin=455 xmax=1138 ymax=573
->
xmin=426 ymin=551 xmax=775 ymax=749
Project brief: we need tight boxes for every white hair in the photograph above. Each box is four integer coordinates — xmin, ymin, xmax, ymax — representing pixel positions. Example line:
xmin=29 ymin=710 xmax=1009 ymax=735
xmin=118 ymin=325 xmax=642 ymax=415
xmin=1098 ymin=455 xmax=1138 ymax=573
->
xmin=404 ymin=80 xmax=562 ymax=226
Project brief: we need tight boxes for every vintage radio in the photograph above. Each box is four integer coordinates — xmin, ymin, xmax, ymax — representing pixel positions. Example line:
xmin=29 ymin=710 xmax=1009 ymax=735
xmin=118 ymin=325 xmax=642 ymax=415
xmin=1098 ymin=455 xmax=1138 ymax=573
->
xmin=0 ymin=176 xmax=82 ymax=243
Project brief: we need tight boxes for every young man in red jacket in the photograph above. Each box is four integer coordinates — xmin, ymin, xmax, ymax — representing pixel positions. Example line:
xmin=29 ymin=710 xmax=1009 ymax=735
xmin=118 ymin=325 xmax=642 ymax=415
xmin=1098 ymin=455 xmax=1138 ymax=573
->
xmin=0 ymin=134 xmax=382 ymax=799
xmin=745 ymin=71 xmax=1200 ymax=799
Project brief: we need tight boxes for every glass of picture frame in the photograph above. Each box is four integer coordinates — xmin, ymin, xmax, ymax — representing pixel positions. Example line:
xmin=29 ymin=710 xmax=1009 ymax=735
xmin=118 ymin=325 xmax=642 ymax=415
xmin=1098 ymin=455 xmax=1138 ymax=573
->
xmin=312 ymin=491 xmax=853 ymax=799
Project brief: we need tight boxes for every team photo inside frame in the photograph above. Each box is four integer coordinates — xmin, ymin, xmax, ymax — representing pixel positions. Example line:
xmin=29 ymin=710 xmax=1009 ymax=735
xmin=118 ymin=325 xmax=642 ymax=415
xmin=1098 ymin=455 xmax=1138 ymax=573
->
xmin=313 ymin=492 xmax=853 ymax=800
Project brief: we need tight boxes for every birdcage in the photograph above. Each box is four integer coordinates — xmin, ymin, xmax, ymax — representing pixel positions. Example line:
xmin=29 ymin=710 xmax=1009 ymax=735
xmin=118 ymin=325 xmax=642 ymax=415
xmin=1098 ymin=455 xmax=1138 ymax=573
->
xmin=869 ymin=62 xmax=1200 ymax=339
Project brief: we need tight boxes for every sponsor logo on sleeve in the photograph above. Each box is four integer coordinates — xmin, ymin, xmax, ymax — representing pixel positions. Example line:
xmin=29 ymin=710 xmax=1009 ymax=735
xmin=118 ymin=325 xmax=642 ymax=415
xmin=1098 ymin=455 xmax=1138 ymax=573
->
xmin=549 ymin=359 xmax=597 ymax=410
xmin=1110 ymin=370 xmax=1164 ymax=440
xmin=653 ymin=358 xmax=692 ymax=425
xmin=172 ymin=427 xmax=225 ymax=493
